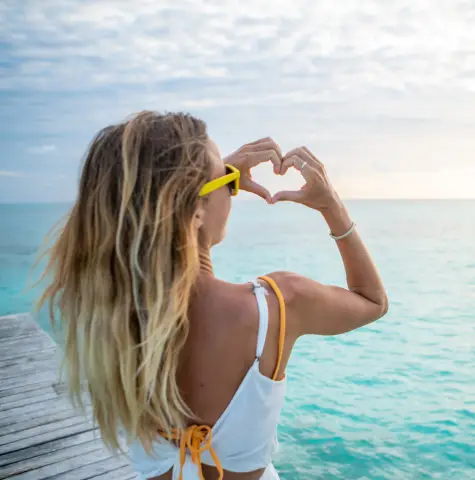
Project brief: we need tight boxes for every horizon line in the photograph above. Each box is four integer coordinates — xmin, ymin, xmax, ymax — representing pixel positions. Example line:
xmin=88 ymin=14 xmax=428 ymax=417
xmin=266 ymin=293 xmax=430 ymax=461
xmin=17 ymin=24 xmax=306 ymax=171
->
xmin=1 ymin=198 xmax=475 ymax=205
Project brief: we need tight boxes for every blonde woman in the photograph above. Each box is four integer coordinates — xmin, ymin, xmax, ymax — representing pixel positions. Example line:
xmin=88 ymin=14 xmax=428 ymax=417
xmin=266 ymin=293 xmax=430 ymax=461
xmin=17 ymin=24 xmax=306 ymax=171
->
xmin=39 ymin=111 xmax=388 ymax=480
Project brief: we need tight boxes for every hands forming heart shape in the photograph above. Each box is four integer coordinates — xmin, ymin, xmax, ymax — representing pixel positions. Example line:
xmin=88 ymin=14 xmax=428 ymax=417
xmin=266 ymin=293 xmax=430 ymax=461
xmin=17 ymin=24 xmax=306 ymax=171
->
xmin=223 ymin=137 xmax=339 ymax=212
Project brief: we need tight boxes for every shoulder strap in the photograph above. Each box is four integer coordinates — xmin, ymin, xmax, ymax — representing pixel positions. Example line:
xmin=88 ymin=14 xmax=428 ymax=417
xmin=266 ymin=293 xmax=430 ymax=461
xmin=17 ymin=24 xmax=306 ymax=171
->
xmin=251 ymin=279 xmax=269 ymax=359
xmin=258 ymin=275 xmax=286 ymax=381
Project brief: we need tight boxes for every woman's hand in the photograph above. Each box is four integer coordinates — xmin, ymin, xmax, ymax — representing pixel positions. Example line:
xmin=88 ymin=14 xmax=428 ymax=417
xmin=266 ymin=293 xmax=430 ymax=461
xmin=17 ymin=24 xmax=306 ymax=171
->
xmin=272 ymin=146 xmax=340 ymax=212
xmin=224 ymin=137 xmax=282 ymax=203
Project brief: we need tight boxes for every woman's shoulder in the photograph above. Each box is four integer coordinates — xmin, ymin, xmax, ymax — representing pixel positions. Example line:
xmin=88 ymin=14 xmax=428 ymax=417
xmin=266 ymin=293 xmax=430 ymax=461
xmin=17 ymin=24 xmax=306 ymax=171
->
xmin=257 ymin=271 xmax=308 ymax=306
xmin=257 ymin=271 xmax=328 ymax=340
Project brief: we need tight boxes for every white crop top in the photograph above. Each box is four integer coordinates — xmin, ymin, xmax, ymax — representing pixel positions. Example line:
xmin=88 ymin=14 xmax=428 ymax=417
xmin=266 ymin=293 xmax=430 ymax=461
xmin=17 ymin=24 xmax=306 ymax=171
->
xmin=128 ymin=276 xmax=287 ymax=479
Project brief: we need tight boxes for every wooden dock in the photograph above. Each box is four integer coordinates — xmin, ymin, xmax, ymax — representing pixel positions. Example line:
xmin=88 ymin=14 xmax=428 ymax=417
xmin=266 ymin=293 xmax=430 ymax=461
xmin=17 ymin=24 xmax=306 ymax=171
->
xmin=0 ymin=314 xmax=138 ymax=480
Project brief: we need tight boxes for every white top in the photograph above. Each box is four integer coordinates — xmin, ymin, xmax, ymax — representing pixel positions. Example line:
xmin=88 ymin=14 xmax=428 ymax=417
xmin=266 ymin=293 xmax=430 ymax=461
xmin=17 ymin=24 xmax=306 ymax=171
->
xmin=128 ymin=279 xmax=286 ymax=479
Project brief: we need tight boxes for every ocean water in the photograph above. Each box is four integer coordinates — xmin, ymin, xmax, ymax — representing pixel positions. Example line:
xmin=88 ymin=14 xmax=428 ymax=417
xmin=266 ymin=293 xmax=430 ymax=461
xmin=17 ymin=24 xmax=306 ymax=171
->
xmin=0 ymin=200 xmax=474 ymax=479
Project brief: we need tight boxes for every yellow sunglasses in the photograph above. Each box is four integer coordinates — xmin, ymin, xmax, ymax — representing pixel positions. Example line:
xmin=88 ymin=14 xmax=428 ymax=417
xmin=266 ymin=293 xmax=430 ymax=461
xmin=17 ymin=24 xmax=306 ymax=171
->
xmin=199 ymin=164 xmax=240 ymax=197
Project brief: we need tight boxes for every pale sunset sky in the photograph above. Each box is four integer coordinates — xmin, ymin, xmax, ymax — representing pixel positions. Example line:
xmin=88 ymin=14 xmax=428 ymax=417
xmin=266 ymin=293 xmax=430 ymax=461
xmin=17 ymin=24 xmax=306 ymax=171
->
xmin=1 ymin=0 xmax=474 ymax=202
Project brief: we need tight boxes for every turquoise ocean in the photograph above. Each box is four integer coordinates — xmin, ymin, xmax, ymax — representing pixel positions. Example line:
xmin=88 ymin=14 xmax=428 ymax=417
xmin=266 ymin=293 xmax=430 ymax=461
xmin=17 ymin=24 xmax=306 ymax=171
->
xmin=0 ymin=200 xmax=474 ymax=479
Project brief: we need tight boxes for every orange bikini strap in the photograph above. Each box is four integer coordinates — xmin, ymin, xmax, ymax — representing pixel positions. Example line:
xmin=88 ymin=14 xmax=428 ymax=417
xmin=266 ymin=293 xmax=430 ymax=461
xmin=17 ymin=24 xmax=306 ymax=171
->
xmin=258 ymin=275 xmax=286 ymax=381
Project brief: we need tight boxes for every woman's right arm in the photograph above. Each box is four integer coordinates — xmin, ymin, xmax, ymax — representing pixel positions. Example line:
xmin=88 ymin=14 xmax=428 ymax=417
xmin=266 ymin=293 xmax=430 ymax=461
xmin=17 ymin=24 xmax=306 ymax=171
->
xmin=271 ymin=147 xmax=388 ymax=337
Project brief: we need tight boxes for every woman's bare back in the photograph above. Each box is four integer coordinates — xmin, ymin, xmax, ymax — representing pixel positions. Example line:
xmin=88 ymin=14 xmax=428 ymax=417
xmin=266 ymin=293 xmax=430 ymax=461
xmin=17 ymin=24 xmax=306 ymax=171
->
xmin=149 ymin=275 xmax=291 ymax=480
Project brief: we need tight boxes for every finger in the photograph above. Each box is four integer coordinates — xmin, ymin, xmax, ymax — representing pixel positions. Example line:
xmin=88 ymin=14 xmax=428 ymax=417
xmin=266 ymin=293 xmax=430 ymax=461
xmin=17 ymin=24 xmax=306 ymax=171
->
xmin=301 ymin=146 xmax=324 ymax=168
xmin=241 ymin=178 xmax=272 ymax=203
xmin=242 ymin=139 xmax=282 ymax=158
xmin=271 ymin=190 xmax=304 ymax=204
xmin=280 ymin=155 xmax=316 ymax=183
xmin=281 ymin=147 xmax=316 ymax=172
xmin=245 ymin=136 xmax=273 ymax=146
xmin=247 ymin=149 xmax=282 ymax=174
xmin=280 ymin=148 xmax=305 ymax=174
xmin=280 ymin=154 xmax=299 ymax=175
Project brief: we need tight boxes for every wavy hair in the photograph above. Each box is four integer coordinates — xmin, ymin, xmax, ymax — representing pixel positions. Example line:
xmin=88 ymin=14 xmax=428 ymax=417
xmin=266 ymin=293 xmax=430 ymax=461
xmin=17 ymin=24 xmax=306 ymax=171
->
xmin=37 ymin=111 xmax=211 ymax=451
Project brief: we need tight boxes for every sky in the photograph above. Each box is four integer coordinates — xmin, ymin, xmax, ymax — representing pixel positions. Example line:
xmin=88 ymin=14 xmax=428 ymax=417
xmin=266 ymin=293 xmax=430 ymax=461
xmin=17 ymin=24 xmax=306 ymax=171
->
xmin=0 ymin=0 xmax=474 ymax=203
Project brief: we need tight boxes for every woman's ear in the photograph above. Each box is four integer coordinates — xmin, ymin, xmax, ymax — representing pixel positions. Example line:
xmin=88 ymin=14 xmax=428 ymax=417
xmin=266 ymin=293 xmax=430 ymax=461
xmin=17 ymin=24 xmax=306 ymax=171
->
xmin=194 ymin=205 xmax=205 ymax=229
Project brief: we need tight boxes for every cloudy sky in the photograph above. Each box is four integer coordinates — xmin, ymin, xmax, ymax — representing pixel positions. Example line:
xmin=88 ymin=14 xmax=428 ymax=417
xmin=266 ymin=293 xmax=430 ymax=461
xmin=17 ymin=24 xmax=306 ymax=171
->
xmin=1 ymin=0 xmax=474 ymax=202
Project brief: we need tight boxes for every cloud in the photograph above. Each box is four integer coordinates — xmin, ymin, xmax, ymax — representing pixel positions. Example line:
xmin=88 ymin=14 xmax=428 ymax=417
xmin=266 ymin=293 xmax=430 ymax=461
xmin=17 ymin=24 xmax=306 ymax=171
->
xmin=0 ymin=0 xmax=474 ymax=200
xmin=1 ymin=0 xmax=474 ymax=97
xmin=0 ymin=170 xmax=24 ymax=177
xmin=26 ymin=144 xmax=57 ymax=155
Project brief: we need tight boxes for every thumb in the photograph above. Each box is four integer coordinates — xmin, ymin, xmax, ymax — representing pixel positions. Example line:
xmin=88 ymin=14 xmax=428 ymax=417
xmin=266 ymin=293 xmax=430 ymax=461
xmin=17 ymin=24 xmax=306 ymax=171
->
xmin=243 ymin=178 xmax=272 ymax=203
xmin=271 ymin=190 xmax=302 ymax=204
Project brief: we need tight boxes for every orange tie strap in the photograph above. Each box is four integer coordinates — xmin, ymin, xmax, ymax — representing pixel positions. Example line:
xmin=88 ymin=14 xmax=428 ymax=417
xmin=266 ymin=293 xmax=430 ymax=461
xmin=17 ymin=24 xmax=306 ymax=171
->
xmin=258 ymin=275 xmax=286 ymax=381
xmin=162 ymin=425 xmax=223 ymax=480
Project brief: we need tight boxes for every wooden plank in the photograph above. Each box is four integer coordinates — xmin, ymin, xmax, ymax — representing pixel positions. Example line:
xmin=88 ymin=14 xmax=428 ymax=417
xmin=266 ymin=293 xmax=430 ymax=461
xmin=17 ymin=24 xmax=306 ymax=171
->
xmin=6 ymin=448 xmax=121 ymax=480
xmin=0 ymin=360 xmax=60 ymax=383
xmin=0 ymin=421 xmax=96 ymax=455
xmin=0 ymin=334 xmax=45 ymax=350
xmin=0 ymin=430 xmax=99 ymax=468
xmin=0 ymin=344 xmax=56 ymax=362
xmin=0 ymin=399 xmax=78 ymax=428
xmin=0 ymin=321 xmax=40 ymax=339
xmin=0 ymin=438 xmax=103 ymax=478
xmin=0 ymin=379 xmax=58 ymax=399
xmin=0 ymin=371 xmax=57 ymax=394
xmin=0 ymin=407 xmax=92 ymax=436
xmin=0 ymin=318 xmax=36 ymax=332
xmin=0 ymin=331 xmax=41 ymax=344
xmin=0 ymin=362 xmax=60 ymax=384
xmin=0 ymin=314 xmax=134 ymax=479
xmin=0 ymin=313 xmax=31 ymax=321
xmin=0 ymin=319 xmax=43 ymax=336
xmin=0 ymin=317 xmax=44 ymax=333
xmin=0 ymin=394 xmax=61 ymax=418
xmin=0 ymin=414 xmax=93 ymax=446
xmin=43 ymin=456 xmax=133 ymax=480
xmin=0 ymin=334 xmax=54 ymax=353
xmin=0 ymin=349 xmax=57 ymax=371
xmin=0 ymin=389 xmax=90 ymax=425
xmin=0 ymin=389 xmax=58 ymax=412
xmin=89 ymin=465 xmax=138 ymax=480
xmin=0 ymin=330 xmax=51 ymax=345
xmin=0 ymin=314 xmax=32 ymax=328
xmin=0 ymin=385 xmax=58 ymax=409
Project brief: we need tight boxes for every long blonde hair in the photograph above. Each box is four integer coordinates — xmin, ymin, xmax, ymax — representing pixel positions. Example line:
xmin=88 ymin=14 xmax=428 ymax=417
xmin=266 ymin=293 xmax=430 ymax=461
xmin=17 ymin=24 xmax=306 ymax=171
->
xmin=37 ymin=111 xmax=211 ymax=451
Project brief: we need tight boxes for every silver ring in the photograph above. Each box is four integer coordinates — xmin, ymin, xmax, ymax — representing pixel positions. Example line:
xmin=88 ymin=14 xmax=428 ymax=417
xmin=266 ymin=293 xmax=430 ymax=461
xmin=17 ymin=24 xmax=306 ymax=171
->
xmin=300 ymin=161 xmax=307 ymax=172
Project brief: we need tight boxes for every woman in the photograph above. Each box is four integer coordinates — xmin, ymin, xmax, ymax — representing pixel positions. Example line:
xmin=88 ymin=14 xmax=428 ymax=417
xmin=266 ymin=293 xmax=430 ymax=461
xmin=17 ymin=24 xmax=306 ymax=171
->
xmin=39 ymin=111 xmax=388 ymax=479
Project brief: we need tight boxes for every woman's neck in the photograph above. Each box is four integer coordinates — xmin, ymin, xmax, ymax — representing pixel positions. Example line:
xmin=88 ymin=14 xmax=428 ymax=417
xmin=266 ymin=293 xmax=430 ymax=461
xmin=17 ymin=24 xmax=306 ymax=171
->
xmin=199 ymin=248 xmax=214 ymax=276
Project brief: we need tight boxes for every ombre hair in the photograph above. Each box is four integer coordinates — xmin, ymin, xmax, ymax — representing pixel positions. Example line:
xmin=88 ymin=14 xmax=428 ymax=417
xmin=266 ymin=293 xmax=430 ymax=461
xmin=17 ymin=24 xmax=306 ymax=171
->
xmin=37 ymin=111 xmax=211 ymax=451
